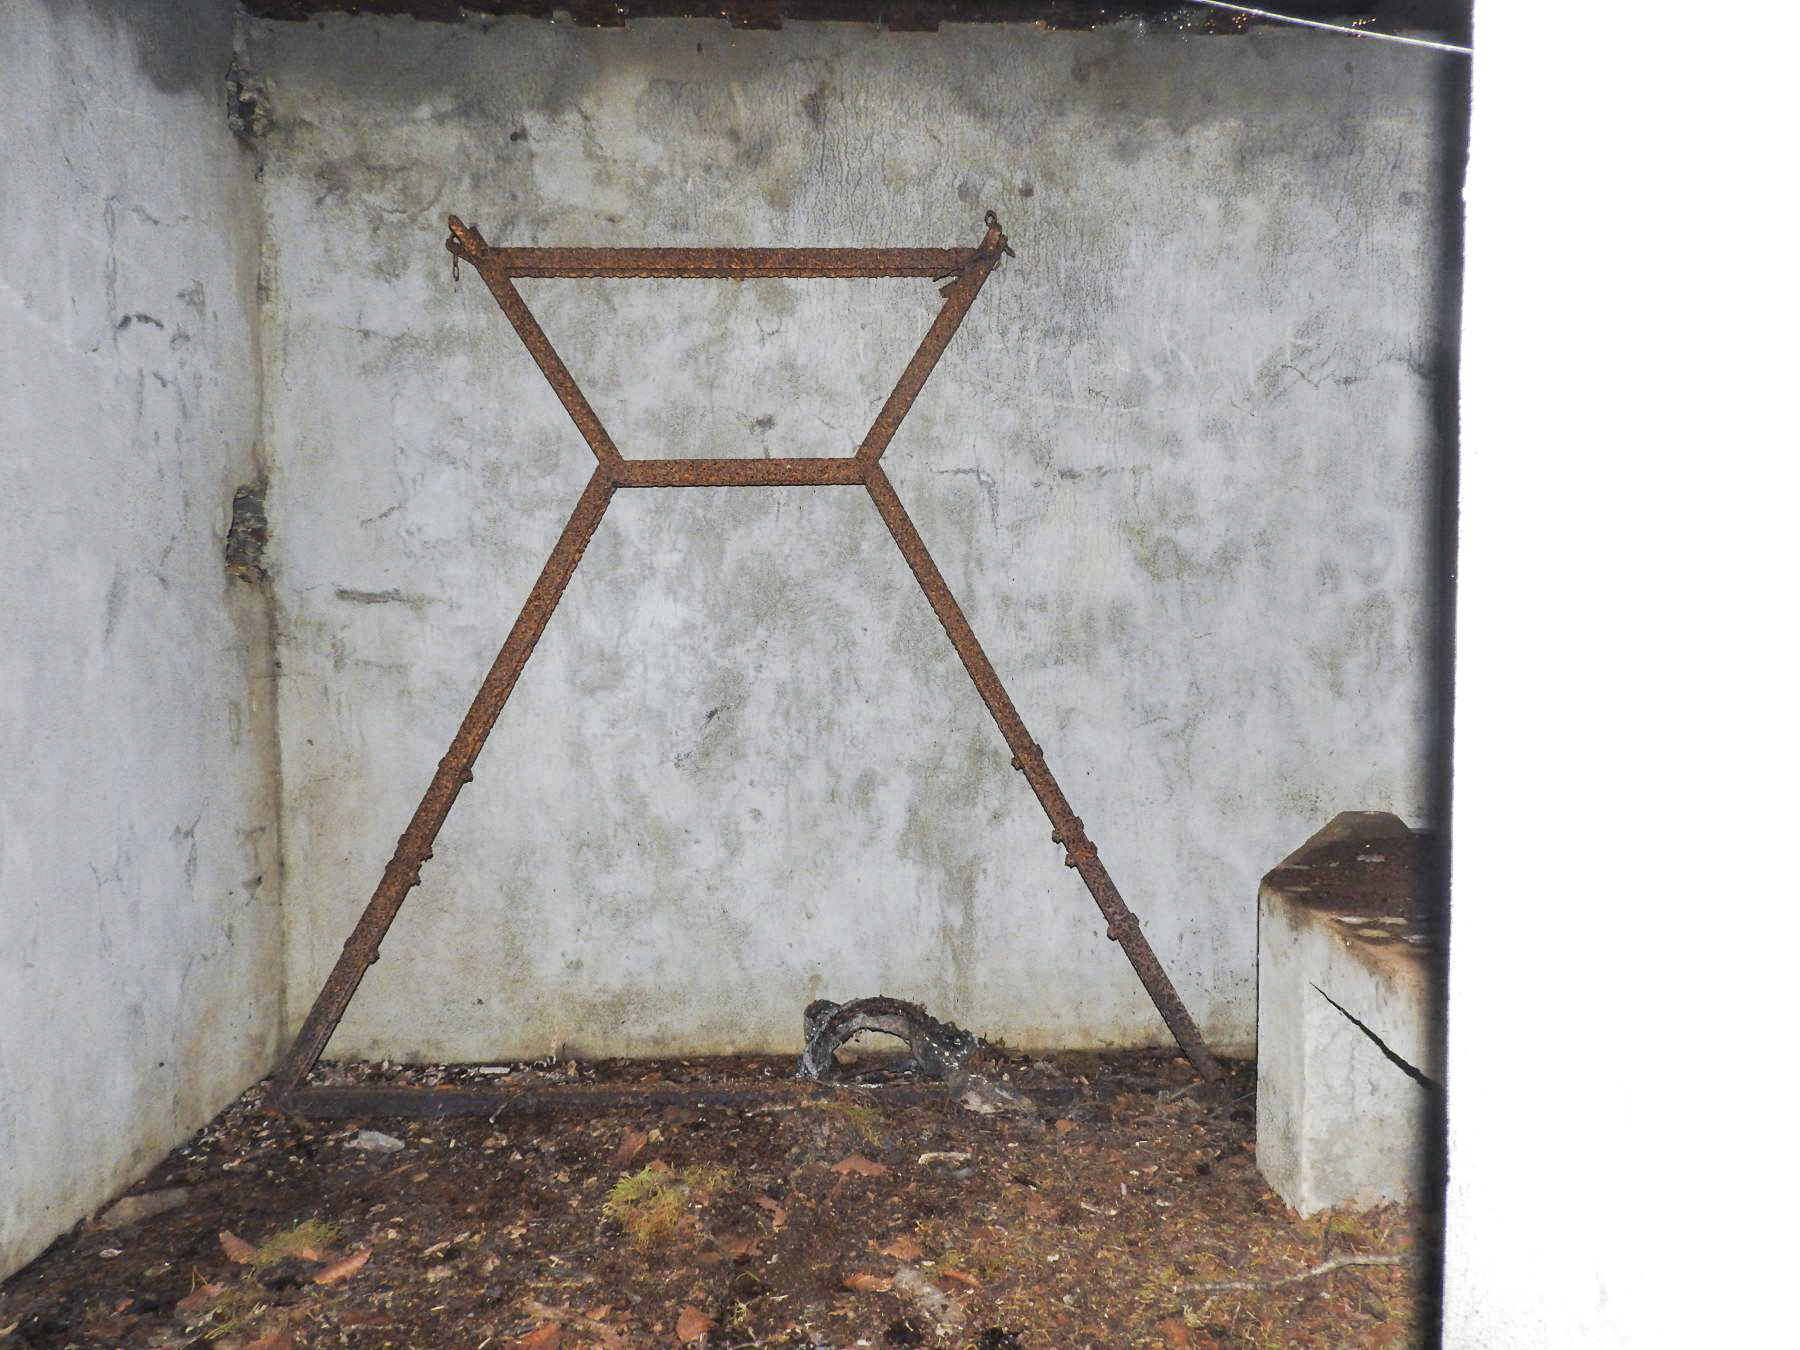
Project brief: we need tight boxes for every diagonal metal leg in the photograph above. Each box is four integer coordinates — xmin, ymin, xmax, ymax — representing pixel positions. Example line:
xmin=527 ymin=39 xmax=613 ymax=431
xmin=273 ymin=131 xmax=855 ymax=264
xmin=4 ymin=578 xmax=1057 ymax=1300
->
xmin=272 ymin=469 xmax=618 ymax=1099
xmin=863 ymin=465 xmax=1223 ymax=1079
xmin=855 ymin=211 xmax=1011 ymax=469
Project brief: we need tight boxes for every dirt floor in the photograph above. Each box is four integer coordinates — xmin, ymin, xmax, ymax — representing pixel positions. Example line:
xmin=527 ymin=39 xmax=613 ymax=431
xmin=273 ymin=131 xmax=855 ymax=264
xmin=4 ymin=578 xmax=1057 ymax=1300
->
xmin=0 ymin=1050 xmax=1430 ymax=1349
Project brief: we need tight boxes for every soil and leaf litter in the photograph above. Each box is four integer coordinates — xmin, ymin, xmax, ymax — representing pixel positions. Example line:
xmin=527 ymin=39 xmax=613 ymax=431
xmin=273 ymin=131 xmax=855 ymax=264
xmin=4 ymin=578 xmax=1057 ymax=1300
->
xmin=0 ymin=1049 xmax=1424 ymax=1348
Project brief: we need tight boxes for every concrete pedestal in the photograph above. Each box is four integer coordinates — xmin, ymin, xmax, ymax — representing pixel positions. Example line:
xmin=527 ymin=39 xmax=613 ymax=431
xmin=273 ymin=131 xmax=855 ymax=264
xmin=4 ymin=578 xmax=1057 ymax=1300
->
xmin=1255 ymin=812 xmax=1443 ymax=1215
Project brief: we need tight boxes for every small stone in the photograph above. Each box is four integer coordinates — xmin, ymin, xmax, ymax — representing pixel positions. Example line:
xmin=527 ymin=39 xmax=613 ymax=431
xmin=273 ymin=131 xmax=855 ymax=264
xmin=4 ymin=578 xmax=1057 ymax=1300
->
xmin=349 ymin=1129 xmax=404 ymax=1153
xmin=96 ymin=1187 xmax=190 ymax=1229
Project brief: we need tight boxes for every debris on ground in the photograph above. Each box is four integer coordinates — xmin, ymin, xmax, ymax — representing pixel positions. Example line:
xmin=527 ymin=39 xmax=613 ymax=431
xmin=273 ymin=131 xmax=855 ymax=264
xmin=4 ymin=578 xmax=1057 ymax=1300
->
xmin=0 ymin=1050 xmax=1429 ymax=1347
xmin=798 ymin=996 xmax=981 ymax=1083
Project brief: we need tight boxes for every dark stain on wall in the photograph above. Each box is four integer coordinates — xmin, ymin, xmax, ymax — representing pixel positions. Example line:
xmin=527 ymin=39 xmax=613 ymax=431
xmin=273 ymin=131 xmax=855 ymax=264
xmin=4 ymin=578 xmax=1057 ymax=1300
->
xmin=225 ymin=480 xmax=271 ymax=583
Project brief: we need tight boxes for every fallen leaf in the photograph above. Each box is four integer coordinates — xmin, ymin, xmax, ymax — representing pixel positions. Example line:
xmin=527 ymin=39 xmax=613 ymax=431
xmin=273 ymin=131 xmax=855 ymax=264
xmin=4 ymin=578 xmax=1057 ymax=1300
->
xmin=720 ymin=1234 xmax=763 ymax=1259
xmin=1054 ymin=1119 xmax=1078 ymax=1135
xmin=246 ymin=1334 xmax=295 ymax=1350
xmin=843 ymin=1272 xmax=894 ymax=1292
xmin=880 ymin=1235 xmax=925 ymax=1261
xmin=675 ymin=1304 xmax=714 ymax=1342
xmin=1157 ymin=1316 xmax=1191 ymax=1346
xmin=938 ymin=1268 xmax=982 ymax=1289
xmin=219 ymin=1230 xmax=256 ymax=1263
xmin=312 ymin=1247 xmax=371 ymax=1285
xmin=175 ymin=1282 xmax=224 ymax=1313
xmin=512 ymin=1324 xmax=562 ymax=1349
xmin=611 ymin=1128 xmax=648 ymax=1165
xmin=832 ymin=1154 xmax=889 ymax=1178
xmin=755 ymin=1196 xmax=787 ymax=1228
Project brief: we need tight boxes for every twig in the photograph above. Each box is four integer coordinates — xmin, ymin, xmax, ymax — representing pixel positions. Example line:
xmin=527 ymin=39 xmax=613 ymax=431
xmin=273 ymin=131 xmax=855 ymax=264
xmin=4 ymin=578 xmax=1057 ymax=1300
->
xmin=1185 ymin=1253 xmax=1409 ymax=1294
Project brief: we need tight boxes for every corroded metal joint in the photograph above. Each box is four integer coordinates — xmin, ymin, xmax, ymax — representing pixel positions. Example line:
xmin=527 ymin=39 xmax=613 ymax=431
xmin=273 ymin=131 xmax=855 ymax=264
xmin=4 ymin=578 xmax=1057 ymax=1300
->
xmin=1105 ymin=914 xmax=1142 ymax=942
xmin=445 ymin=214 xmax=490 ymax=265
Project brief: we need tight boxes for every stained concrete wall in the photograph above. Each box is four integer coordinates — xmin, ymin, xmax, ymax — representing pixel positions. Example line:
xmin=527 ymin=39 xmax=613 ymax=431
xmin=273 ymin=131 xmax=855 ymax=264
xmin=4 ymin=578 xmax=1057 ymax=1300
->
xmin=246 ymin=16 xmax=1455 ymax=1062
xmin=1442 ymin=4 xmax=1796 ymax=1344
xmin=0 ymin=0 xmax=279 ymax=1280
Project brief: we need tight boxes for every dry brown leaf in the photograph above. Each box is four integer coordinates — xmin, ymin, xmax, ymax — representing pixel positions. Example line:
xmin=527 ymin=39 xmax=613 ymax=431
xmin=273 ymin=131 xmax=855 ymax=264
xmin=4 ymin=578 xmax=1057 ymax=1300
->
xmin=675 ymin=1304 xmax=714 ymax=1342
xmin=720 ymin=1234 xmax=763 ymax=1259
xmin=246 ymin=1334 xmax=295 ymax=1350
xmin=312 ymin=1247 xmax=371 ymax=1286
xmin=175 ymin=1282 xmax=223 ymax=1312
xmin=1157 ymin=1316 xmax=1191 ymax=1346
xmin=843 ymin=1272 xmax=894 ymax=1292
xmin=755 ymin=1196 xmax=787 ymax=1228
xmin=219 ymin=1230 xmax=256 ymax=1263
xmin=831 ymin=1154 xmax=889 ymax=1178
xmin=879 ymin=1234 xmax=924 ymax=1261
xmin=512 ymin=1324 xmax=562 ymax=1349
xmin=1054 ymin=1118 xmax=1078 ymax=1135
xmin=611 ymin=1128 xmax=648 ymax=1165
xmin=938 ymin=1267 xmax=982 ymax=1289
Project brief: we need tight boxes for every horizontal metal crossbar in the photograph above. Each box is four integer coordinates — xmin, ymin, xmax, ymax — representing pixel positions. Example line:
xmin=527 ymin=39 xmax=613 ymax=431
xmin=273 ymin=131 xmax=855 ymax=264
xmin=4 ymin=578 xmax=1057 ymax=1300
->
xmin=446 ymin=244 xmax=988 ymax=280
xmin=616 ymin=457 xmax=867 ymax=487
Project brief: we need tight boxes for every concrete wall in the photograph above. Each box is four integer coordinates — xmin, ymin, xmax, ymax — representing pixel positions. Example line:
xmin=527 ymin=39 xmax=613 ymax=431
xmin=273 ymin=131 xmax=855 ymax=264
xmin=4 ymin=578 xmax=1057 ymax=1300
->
xmin=245 ymin=16 xmax=1455 ymax=1062
xmin=0 ymin=0 xmax=279 ymax=1280
xmin=1444 ymin=4 xmax=1796 ymax=1344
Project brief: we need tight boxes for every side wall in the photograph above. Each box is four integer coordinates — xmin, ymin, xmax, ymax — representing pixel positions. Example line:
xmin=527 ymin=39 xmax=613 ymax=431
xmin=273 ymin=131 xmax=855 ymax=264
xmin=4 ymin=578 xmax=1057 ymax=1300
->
xmin=0 ymin=0 xmax=280 ymax=1279
xmin=246 ymin=17 xmax=1455 ymax=1061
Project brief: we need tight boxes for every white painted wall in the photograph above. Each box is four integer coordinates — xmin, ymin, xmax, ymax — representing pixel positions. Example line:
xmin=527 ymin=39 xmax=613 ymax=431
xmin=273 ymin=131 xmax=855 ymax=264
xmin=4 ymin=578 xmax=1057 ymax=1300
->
xmin=244 ymin=17 xmax=1458 ymax=1064
xmin=1445 ymin=4 xmax=1796 ymax=1344
xmin=0 ymin=0 xmax=280 ymax=1281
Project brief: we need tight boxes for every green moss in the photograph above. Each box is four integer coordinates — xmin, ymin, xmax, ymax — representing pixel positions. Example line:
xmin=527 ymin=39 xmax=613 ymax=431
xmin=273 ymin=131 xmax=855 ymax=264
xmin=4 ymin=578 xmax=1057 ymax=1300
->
xmin=603 ymin=1165 xmax=736 ymax=1246
xmin=246 ymin=1219 xmax=343 ymax=1269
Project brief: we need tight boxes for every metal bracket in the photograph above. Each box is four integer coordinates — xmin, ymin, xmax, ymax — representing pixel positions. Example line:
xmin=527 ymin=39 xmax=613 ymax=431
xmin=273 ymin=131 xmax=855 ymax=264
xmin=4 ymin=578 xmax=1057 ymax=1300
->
xmin=273 ymin=211 xmax=1221 ymax=1115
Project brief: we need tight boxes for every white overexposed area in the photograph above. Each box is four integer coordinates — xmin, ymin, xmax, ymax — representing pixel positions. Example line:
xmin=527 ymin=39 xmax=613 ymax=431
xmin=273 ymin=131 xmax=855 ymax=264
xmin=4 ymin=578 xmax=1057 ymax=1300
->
xmin=1445 ymin=3 xmax=1795 ymax=1344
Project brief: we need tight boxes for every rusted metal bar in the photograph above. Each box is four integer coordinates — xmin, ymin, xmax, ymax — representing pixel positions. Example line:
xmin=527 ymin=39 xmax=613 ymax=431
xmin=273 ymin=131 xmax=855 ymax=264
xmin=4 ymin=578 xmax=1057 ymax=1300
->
xmin=271 ymin=469 xmax=618 ymax=1101
xmin=855 ymin=212 xmax=1010 ymax=468
xmin=448 ymin=216 xmax=626 ymax=476
xmin=283 ymin=1078 xmax=1083 ymax=1120
xmin=863 ymin=464 xmax=1223 ymax=1080
xmin=445 ymin=243 xmax=986 ymax=280
xmin=618 ymin=457 xmax=866 ymax=488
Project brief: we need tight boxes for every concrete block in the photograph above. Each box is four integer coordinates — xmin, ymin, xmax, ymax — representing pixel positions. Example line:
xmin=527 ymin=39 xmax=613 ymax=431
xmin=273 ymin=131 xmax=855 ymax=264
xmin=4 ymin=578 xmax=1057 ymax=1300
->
xmin=1255 ymin=812 xmax=1442 ymax=1215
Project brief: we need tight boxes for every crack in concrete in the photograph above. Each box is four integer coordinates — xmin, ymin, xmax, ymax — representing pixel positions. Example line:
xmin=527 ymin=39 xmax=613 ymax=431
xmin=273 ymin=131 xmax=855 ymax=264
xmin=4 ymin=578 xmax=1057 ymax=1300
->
xmin=1310 ymin=982 xmax=1436 ymax=1091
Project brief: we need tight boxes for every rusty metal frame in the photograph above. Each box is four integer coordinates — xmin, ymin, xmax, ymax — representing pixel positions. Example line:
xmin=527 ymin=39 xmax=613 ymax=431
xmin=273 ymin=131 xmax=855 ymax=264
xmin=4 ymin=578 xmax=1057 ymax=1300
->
xmin=273 ymin=210 xmax=1220 ymax=1116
